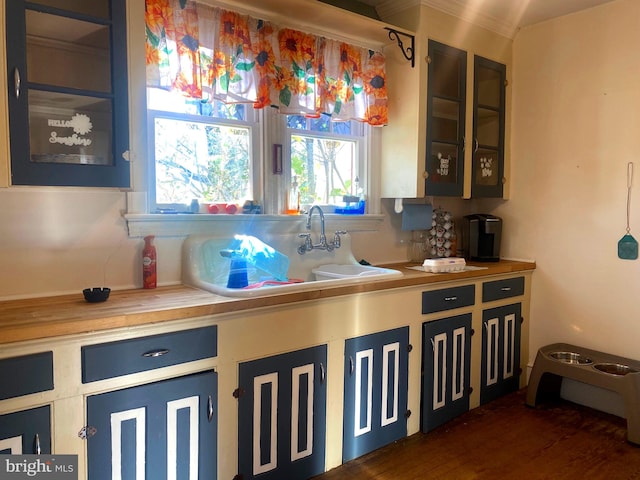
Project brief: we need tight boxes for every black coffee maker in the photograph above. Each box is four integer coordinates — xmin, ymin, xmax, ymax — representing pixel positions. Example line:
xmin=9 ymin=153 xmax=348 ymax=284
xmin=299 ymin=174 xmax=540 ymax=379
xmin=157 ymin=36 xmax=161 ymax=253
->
xmin=462 ymin=214 xmax=502 ymax=262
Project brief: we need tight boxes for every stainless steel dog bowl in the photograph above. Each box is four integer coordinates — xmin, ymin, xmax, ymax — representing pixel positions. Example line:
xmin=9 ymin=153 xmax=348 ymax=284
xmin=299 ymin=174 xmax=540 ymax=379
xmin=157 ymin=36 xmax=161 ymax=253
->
xmin=593 ymin=363 xmax=638 ymax=376
xmin=548 ymin=351 xmax=593 ymax=365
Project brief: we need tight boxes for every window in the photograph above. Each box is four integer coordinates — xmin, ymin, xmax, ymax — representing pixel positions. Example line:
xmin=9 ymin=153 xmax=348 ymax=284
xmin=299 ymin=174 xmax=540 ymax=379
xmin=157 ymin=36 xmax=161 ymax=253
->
xmin=143 ymin=1 xmax=387 ymax=216
xmin=287 ymin=115 xmax=365 ymax=210
xmin=147 ymin=88 xmax=258 ymax=212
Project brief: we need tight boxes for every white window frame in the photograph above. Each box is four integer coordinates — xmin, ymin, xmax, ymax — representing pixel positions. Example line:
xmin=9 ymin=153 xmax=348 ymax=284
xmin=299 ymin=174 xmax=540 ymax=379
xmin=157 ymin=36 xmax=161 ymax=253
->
xmin=124 ymin=1 xmax=386 ymax=237
xmin=146 ymin=105 xmax=261 ymax=214
xmin=281 ymin=115 xmax=368 ymax=213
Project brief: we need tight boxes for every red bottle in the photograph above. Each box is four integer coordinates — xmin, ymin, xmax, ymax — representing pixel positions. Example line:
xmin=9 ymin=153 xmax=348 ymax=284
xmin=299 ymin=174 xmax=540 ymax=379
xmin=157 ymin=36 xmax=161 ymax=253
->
xmin=142 ymin=235 xmax=157 ymax=289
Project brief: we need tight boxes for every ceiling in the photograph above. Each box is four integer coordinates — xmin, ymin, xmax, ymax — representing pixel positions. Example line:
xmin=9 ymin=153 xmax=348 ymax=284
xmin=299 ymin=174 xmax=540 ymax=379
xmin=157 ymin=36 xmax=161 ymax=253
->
xmin=361 ymin=0 xmax=618 ymax=38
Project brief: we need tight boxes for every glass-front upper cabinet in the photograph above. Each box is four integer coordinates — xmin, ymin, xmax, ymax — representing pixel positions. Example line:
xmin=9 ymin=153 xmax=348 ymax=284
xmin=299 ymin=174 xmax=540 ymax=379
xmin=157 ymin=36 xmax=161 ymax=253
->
xmin=6 ymin=0 xmax=129 ymax=187
xmin=472 ymin=55 xmax=506 ymax=198
xmin=425 ymin=40 xmax=466 ymax=197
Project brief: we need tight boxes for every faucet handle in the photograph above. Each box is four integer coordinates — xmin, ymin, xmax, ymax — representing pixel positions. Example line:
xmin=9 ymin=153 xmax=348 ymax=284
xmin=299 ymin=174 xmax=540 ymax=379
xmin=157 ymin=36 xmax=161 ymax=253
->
xmin=333 ymin=230 xmax=347 ymax=249
xmin=298 ymin=233 xmax=312 ymax=254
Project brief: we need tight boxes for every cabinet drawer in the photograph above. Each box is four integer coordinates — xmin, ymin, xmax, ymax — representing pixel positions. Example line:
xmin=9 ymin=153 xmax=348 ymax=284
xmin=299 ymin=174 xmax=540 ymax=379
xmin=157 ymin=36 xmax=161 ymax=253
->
xmin=82 ymin=326 xmax=217 ymax=383
xmin=482 ymin=277 xmax=525 ymax=302
xmin=422 ymin=285 xmax=475 ymax=314
xmin=0 ymin=352 xmax=53 ymax=401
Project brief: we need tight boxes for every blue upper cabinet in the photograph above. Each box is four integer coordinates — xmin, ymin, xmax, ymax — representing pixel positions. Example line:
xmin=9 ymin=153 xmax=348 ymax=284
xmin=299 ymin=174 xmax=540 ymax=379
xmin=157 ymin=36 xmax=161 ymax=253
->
xmin=471 ymin=55 xmax=506 ymax=198
xmin=5 ymin=0 xmax=130 ymax=187
xmin=425 ymin=40 xmax=467 ymax=197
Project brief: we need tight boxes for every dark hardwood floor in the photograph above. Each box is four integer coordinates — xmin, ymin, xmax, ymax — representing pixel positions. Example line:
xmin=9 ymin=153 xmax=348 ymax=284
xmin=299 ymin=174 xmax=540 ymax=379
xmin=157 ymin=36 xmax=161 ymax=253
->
xmin=315 ymin=389 xmax=640 ymax=479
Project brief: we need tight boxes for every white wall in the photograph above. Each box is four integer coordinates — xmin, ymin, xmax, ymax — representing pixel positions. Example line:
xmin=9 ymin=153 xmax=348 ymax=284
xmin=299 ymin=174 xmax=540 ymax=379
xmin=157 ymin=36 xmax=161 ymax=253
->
xmin=487 ymin=0 xmax=640 ymax=362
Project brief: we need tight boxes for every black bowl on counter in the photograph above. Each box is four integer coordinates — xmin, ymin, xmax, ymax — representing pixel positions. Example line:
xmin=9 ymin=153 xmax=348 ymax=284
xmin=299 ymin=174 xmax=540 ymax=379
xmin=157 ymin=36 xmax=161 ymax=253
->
xmin=83 ymin=287 xmax=111 ymax=303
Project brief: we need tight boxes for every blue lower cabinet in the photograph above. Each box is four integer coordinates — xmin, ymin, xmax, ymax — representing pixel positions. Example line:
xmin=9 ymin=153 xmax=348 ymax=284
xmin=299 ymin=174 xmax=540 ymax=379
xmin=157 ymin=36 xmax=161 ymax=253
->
xmin=422 ymin=315 xmax=472 ymax=432
xmin=0 ymin=405 xmax=51 ymax=454
xmin=480 ymin=303 xmax=522 ymax=405
xmin=343 ymin=327 xmax=409 ymax=462
xmin=86 ymin=370 xmax=217 ymax=480
xmin=237 ymin=345 xmax=327 ymax=480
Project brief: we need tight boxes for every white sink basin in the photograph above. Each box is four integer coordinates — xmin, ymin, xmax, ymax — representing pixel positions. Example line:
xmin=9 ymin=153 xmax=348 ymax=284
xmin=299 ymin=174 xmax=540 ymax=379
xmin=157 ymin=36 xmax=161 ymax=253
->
xmin=182 ymin=234 xmax=402 ymax=298
xmin=312 ymin=264 xmax=401 ymax=281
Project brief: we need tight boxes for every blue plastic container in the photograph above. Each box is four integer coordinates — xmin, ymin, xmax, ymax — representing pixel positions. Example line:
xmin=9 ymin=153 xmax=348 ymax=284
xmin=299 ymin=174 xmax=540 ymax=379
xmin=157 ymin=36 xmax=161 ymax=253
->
xmin=221 ymin=235 xmax=290 ymax=281
xmin=335 ymin=199 xmax=365 ymax=215
xmin=226 ymin=258 xmax=249 ymax=288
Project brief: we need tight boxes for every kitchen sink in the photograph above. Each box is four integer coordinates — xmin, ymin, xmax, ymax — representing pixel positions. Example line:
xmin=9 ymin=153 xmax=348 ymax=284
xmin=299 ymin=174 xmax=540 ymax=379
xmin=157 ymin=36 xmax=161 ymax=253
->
xmin=182 ymin=234 xmax=402 ymax=298
xmin=312 ymin=263 xmax=401 ymax=281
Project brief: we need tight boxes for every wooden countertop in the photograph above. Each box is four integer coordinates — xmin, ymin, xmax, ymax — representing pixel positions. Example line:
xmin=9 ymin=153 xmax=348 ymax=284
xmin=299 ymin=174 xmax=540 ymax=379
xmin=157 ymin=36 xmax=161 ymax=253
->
xmin=0 ymin=260 xmax=535 ymax=345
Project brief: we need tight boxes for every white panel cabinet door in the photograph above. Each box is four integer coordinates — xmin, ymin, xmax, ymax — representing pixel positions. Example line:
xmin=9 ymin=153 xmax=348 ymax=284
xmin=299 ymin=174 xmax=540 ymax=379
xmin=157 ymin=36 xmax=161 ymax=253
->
xmin=481 ymin=303 xmax=522 ymax=405
xmin=86 ymin=371 xmax=217 ymax=480
xmin=237 ymin=345 xmax=327 ymax=480
xmin=422 ymin=314 xmax=472 ymax=432
xmin=0 ymin=406 xmax=51 ymax=455
xmin=343 ymin=327 xmax=409 ymax=462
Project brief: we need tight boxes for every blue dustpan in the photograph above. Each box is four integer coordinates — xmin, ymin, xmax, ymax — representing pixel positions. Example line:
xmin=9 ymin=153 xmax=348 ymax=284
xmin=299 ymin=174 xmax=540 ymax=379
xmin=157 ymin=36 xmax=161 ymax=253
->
xmin=618 ymin=233 xmax=638 ymax=260
xmin=619 ymin=163 xmax=638 ymax=260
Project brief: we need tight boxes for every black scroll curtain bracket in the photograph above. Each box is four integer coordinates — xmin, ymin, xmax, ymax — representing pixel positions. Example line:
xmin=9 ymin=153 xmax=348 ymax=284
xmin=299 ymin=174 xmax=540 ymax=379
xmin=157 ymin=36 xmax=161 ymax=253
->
xmin=384 ymin=27 xmax=415 ymax=68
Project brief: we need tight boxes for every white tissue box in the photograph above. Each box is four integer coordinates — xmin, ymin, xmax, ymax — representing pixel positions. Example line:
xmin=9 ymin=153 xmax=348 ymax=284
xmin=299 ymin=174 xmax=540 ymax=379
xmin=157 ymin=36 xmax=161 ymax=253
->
xmin=422 ymin=257 xmax=466 ymax=273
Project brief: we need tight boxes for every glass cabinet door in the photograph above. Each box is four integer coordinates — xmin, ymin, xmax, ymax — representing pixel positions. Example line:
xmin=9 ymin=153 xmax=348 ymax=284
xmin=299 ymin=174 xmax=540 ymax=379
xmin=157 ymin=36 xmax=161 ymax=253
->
xmin=425 ymin=40 xmax=466 ymax=197
xmin=6 ymin=0 xmax=129 ymax=187
xmin=472 ymin=56 xmax=506 ymax=198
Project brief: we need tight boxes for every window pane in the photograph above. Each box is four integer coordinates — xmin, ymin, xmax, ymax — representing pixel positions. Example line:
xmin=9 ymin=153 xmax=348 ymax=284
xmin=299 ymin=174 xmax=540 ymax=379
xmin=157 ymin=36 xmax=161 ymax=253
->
xmin=309 ymin=116 xmax=330 ymax=133
xmin=431 ymin=98 xmax=461 ymax=143
xmin=213 ymin=102 xmax=246 ymax=121
xmin=476 ymin=66 xmax=501 ymax=108
xmin=26 ymin=10 xmax=111 ymax=92
xmin=431 ymin=50 xmax=463 ymax=99
xmin=476 ymin=108 xmax=500 ymax=147
xmin=29 ymin=90 xmax=112 ymax=165
xmin=429 ymin=142 xmax=459 ymax=185
xmin=287 ymin=115 xmax=307 ymax=130
xmin=153 ymin=117 xmax=251 ymax=204
xmin=332 ymin=121 xmax=352 ymax=135
xmin=147 ymin=88 xmax=246 ymax=120
xmin=291 ymin=134 xmax=357 ymax=205
xmin=474 ymin=149 xmax=499 ymax=186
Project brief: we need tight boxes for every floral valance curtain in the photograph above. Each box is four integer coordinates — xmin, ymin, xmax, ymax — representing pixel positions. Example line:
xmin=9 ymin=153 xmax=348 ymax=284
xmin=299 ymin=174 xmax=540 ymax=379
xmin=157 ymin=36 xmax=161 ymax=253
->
xmin=145 ymin=0 xmax=388 ymax=126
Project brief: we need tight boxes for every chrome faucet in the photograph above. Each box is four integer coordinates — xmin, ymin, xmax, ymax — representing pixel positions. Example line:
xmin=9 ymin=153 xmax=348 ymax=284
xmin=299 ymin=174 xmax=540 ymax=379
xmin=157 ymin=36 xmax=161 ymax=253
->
xmin=298 ymin=205 xmax=346 ymax=254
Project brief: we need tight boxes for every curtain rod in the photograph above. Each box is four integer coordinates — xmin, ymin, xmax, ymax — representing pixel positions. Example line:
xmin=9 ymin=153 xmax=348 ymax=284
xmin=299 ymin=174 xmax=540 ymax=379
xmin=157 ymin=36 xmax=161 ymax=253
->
xmin=194 ymin=0 xmax=394 ymax=51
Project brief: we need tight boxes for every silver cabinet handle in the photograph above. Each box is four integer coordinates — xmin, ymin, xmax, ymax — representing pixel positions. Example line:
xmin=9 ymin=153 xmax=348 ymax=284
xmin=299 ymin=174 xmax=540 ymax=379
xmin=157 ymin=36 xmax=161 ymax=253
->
xmin=34 ymin=433 xmax=41 ymax=455
xmin=430 ymin=338 xmax=435 ymax=351
xmin=501 ymin=287 xmax=512 ymax=291
xmin=207 ymin=395 xmax=213 ymax=422
xmin=349 ymin=356 xmax=354 ymax=376
xmin=142 ymin=348 xmax=169 ymax=358
xmin=474 ymin=138 xmax=479 ymax=153
xmin=444 ymin=296 xmax=457 ymax=301
xmin=14 ymin=68 xmax=20 ymax=99
xmin=319 ymin=362 xmax=326 ymax=384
